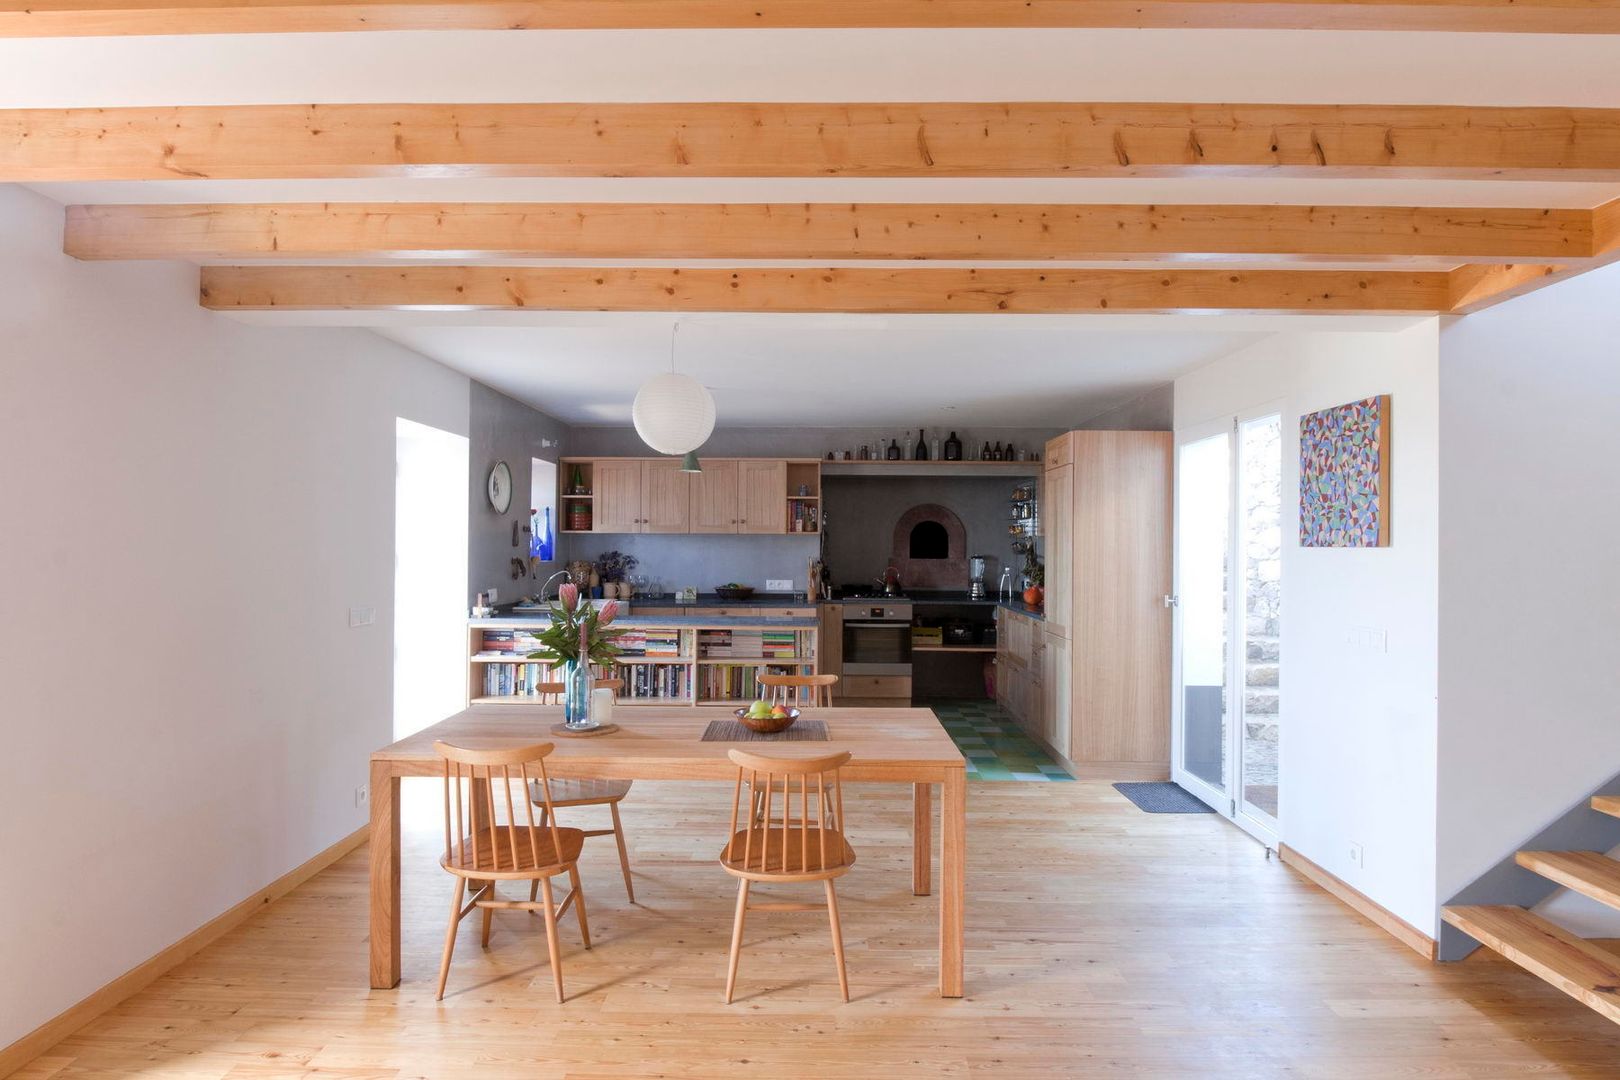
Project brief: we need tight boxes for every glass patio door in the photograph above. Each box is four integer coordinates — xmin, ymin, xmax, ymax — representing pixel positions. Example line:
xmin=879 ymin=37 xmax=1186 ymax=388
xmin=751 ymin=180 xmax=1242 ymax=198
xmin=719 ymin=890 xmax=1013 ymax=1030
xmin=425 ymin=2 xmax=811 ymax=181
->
xmin=1171 ymin=408 xmax=1283 ymax=845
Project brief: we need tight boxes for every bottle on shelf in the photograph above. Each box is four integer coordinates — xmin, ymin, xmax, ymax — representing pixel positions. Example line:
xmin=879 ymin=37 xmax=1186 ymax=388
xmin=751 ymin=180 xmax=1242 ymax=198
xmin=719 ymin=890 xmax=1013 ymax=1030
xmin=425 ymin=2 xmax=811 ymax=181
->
xmin=1005 ymin=440 xmax=1016 ymax=461
xmin=931 ymin=435 xmax=941 ymax=460
xmin=915 ymin=428 xmax=928 ymax=461
xmin=943 ymin=431 xmax=961 ymax=460
xmin=887 ymin=438 xmax=902 ymax=460
xmin=993 ymin=441 xmax=1004 ymax=460
xmin=981 ymin=440 xmax=992 ymax=460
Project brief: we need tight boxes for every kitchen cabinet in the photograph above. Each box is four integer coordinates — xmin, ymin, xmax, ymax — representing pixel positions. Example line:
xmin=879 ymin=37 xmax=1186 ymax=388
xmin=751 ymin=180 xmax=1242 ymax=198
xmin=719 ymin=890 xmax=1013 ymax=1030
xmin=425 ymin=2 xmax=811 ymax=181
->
xmin=1042 ymin=461 xmax=1073 ymax=641
xmin=559 ymin=456 xmax=812 ymax=536
xmin=591 ymin=459 xmax=688 ymax=534
xmin=641 ymin=459 xmax=691 ymax=533
xmin=593 ymin=459 xmax=644 ymax=534
xmin=689 ymin=459 xmax=741 ymax=533
xmin=1038 ymin=430 xmax=1173 ymax=779
xmin=818 ymin=603 xmax=843 ymax=697
xmin=738 ymin=459 xmax=787 ymax=534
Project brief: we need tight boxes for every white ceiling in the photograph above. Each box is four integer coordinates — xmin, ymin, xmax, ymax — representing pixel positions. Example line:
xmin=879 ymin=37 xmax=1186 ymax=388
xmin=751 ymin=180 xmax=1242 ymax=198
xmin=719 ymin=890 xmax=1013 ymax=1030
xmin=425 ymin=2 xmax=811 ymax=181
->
xmin=11 ymin=24 xmax=1612 ymax=427
xmin=376 ymin=317 xmax=1267 ymax=427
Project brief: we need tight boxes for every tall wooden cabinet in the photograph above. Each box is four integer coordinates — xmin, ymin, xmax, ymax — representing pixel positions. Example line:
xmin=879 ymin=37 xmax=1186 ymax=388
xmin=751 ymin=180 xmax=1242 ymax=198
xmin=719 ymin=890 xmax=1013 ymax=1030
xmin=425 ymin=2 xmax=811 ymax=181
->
xmin=1038 ymin=430 xmax=1172 ymax=780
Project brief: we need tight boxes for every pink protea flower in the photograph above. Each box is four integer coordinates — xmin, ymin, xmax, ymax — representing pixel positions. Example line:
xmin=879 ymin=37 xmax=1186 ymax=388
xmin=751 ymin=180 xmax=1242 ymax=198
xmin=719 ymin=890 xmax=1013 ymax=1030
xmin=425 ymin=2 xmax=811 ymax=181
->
xmin=598 ymin=600 xmax=619 ymax=625
xmin=557 ymin=582 xmax=579 ymax=612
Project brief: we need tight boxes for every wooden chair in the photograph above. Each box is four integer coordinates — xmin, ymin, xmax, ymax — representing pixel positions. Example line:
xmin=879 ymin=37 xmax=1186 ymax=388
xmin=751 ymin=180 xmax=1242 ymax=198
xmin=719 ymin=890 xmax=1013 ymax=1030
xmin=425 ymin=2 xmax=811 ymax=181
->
xmin=748 ymin=675 xmax=841 ymax=825
xmin=433 ymin=740 xmax=591 ymax=1003
xmin=719 ymin=748 xmax=856 ymax=1003
xmin=526 ymin=679 xmax=636 ymax=902
xmin=757 ymin=673 xmax=838 ymax=708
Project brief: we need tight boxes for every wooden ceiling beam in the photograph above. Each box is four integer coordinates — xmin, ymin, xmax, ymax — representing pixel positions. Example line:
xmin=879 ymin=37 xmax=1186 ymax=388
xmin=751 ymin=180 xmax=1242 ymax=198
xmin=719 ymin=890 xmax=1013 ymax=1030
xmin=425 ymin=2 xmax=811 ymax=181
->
xmin=10 ymin=102 xmax=1620 ymax=182
xmin=197 ymin=264 xmax=1451 ymax=314
xmin=1446 ymin=195 xmax=1620 ymax=311
xmin=64 ymin=201 xmax=1595 ymax=263
xmin=6 ymin=0 xmax=1620 ymax=36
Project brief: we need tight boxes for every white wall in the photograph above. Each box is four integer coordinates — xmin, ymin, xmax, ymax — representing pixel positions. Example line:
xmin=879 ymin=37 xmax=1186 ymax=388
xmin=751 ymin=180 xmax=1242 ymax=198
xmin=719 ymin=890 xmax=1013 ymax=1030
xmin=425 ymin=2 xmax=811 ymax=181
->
xmin=0 ymin=184 xmax=470 ymax=1048
xmin=1175 ymin=323 xmax=1441 ymax=932
xmin=1437 ymin=264 xmax=1620 ymax=936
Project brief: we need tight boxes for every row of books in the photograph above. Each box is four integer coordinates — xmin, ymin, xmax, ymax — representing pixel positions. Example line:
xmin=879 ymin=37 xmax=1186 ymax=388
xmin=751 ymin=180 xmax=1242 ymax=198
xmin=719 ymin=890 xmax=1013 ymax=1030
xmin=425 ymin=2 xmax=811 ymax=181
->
xmin=615 ymin=629 xmax=685 ymax=659
xmin=481 ymin=662 xmax=560 ymax=698
xmin=698 ymin=629 xmax=804 ymax=659
xmin=698 ymin=664 xmax=801 ymax=701
xmin=621 ymin=664 xmax=692 ymax=700
xmin=478 ymin=629 xmax=548 ymax=655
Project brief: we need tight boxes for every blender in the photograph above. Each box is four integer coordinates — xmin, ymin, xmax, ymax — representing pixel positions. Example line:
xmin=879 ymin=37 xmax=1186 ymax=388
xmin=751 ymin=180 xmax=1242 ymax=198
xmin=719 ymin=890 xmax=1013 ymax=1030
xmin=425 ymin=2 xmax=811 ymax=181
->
xmin=968 ymin=554 xmax=989 ymax=600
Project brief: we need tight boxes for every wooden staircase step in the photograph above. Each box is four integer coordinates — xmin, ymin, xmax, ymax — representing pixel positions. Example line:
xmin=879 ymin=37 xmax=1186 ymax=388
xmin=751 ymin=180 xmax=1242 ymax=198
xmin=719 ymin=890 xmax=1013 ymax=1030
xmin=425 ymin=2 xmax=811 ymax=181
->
xmin=1442 ymin=905 xmax=1620 ymax=1025
xmin=1593 ymin=795 xmax=1620 ymax=820
xmin=1517 ymin=850 xmax=1620 ymax=911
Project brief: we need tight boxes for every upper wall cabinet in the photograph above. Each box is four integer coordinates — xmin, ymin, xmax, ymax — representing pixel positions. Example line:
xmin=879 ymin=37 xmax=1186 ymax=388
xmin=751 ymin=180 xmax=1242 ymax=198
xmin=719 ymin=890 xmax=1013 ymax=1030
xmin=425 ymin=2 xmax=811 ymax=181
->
xmin=738 ymin=459 xmax=787 ymax=534
xmin=561 ymin=457 xmax=816 ymax=536
xmin=690 ymin=459 xmax=741 ymax=533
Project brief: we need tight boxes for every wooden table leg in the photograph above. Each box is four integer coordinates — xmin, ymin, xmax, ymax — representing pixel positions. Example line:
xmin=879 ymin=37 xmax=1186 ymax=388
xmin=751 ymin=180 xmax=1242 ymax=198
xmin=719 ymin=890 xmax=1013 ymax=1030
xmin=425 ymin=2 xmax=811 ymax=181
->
xmin=940 ymin=767 xmax=965 ymax=998
xmin=369 ymin=760 xmax=401 ymax=989
xmin=912 ymin=782 xmax=932 ymax=896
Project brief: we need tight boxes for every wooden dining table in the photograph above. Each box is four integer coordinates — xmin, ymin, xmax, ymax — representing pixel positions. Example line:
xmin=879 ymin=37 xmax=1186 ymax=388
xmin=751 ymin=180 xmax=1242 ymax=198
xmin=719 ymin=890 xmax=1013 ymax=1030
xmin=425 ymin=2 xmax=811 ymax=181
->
xmin=369 ymin=704 xmax=968 ymax=997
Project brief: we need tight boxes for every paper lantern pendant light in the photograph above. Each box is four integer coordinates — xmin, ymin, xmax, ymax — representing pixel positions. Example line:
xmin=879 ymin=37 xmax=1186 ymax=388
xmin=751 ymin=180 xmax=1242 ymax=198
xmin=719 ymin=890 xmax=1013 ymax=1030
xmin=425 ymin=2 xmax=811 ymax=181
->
xmin=633 ymin=323 xmax=716 ymax=456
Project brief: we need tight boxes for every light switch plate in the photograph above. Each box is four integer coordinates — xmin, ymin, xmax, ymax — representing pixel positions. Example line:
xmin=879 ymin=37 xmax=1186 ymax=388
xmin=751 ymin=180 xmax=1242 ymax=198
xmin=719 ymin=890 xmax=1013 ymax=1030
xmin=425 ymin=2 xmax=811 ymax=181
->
xmin=766 ymin=579 xmax=793 ymax=592
xmin=348 ymin=606 xmax=376 ymax=628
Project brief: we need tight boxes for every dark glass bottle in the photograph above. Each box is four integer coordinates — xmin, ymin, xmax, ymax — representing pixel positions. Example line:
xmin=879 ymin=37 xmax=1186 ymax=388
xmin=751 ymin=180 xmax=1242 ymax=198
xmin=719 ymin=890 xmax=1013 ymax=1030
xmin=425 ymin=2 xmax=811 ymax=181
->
xmin=914 ymin=428 xmax=928 ymax=460
xmin=1004 ymin=440 xmax=1015 ymax=461
xmin=992 ymin=441 xmax=1003 ymax=460
xmin=887 ymin=438 xmax=901 ymax=461
xmin=944 ymin=431 xmax=962 ymax=460
xmin=980 ymin=441 xmax=991 ymax=460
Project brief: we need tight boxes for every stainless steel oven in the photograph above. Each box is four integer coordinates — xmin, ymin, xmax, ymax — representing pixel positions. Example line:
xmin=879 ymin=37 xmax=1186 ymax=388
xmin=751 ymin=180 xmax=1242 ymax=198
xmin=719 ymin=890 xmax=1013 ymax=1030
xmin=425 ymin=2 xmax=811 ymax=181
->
xmin=842 ymin=602 xmax=913 ymax=675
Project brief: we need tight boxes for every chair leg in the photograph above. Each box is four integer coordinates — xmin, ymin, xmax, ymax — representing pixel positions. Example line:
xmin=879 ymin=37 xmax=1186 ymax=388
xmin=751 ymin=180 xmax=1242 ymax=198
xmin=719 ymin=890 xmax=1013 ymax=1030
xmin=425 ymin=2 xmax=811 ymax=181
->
xmin=824 ymin=879 xmax=849 ymax=1003
xmin=481 ymin=883 xmax=495 ymax=947
xmin=529 ymin=879 xmax=539 ymax=911
xmin=539 ymin=876 xmax=565 ymax=1004
xmin=434 ymin=877 xmax=466 ymax=1001
xmin=724 ymin=879 xmax=750 ymax=1004
xmin=609 ymin=801 xmax=635 ymax=903
xmin=569 ymin=865 xmax=591 ymax=949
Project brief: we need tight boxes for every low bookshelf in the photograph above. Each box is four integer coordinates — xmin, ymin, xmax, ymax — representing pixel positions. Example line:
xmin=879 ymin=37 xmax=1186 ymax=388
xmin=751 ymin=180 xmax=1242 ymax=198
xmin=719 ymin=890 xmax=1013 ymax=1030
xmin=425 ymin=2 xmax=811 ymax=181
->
xmin=467 ymin=617 xmax=819 ymax=708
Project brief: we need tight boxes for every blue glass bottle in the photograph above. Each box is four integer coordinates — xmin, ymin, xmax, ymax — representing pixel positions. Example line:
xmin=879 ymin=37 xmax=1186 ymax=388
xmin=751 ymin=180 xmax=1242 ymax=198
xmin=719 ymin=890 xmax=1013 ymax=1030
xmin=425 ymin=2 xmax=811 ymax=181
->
xmin=564 ymin=658 xmax=593 ymax=728
xmin=541 ymin=506 xmax=555 ymax=562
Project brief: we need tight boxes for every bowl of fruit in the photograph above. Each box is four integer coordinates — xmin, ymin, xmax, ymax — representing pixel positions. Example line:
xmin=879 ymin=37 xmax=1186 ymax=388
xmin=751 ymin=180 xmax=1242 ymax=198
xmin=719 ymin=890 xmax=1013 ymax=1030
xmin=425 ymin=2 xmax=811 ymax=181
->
xmin=736 ymin=699 xmax=799 ymax=734
xmin=714 ymin=583 xmax=756 ymax=601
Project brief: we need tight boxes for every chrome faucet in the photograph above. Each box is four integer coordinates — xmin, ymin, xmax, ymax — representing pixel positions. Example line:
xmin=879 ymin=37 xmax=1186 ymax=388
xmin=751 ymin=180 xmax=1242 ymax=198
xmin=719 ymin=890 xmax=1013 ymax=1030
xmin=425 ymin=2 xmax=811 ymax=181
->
xmin=537 ymin=570 xmax=571 ymax=601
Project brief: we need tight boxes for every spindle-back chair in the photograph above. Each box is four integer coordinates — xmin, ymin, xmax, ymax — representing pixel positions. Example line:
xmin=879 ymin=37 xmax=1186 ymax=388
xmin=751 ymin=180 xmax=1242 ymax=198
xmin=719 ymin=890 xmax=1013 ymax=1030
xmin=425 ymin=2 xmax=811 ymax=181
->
xmin=757 ymin=672 xmax=839 ymax=708
xmin=434 ymin=740 xmax=591 ymax=1003
xmin=719 ymin=748 xmax=855 ymax=1003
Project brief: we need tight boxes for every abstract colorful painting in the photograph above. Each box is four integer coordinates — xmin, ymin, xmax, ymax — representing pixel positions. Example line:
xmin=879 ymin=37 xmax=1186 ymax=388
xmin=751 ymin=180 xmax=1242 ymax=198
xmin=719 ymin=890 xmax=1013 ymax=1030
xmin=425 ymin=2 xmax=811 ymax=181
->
xmin=1299 ymin=395 xmax=1391 ymax=548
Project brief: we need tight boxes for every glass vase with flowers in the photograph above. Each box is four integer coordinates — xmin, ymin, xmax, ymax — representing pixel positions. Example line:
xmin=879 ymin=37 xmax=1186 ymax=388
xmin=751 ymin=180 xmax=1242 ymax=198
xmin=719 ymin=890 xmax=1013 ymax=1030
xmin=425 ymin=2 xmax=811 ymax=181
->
xmin=526 ymin=583 xmax=625 ymax=729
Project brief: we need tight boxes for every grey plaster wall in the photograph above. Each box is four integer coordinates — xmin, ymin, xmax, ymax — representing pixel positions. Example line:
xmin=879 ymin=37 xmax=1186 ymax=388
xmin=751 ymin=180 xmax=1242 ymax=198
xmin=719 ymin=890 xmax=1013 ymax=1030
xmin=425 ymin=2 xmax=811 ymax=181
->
xmin=467 ymin=381 xmax=571 ymax=604
xmin=567 ymin=532 xmax=821 ymax=595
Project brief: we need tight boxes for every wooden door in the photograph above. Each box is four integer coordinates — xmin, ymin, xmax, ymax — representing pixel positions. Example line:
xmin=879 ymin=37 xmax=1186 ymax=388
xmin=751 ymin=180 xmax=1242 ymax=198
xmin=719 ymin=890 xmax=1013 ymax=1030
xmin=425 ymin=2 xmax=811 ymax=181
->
xmin=1044 ymin=631 xmax=1072 ymax=759
xmin=593 ymin=459 xmax=644 ymax=533
xmin=641 ymin=459 xmax=691 ymax=534
xmin=818 ymin=603 xmax=843 ymax=695
xmin=689 ymin=459 xmax=740 ymax=533
xmin=1043 ymin=463 xmax=1074 ymax=640
xmin=737 ymin=460 xmax=787 ymax=534
xmin=1070 ymin=431 xmax=1172 ymax=766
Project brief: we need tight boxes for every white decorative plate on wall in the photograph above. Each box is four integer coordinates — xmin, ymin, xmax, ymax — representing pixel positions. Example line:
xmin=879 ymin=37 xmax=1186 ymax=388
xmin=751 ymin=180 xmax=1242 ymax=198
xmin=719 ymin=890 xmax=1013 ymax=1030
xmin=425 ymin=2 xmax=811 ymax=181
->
xmin=487 ymin=460 xmax=512 ymax=513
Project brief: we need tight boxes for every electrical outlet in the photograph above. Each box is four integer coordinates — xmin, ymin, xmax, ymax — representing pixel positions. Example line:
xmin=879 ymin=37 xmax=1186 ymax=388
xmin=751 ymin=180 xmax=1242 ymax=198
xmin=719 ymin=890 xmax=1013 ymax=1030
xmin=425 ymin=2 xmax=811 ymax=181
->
xmin=348 ymin=606 xmax=376 ymax=628
xmin=1346 ymin=626 xmax=1388 ymax=652
xmin=354 ymin=784 xmax=369 ymax=809
xmin=766 ymin=579 xmax=792 ymax=592
xmin=486 ymin=587 xmax=499 ymax=603
xmin=1348 ymin=842 xmax=1365 ymax=870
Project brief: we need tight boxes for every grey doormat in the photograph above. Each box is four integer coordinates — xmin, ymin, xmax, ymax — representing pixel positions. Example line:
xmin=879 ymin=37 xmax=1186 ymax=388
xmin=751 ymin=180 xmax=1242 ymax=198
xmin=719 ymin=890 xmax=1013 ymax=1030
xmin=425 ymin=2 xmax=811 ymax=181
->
xmin=701 ymin=719 xmax=829 ymax=742
xmin=1113 ymin=782 xmax=1215 ymax=814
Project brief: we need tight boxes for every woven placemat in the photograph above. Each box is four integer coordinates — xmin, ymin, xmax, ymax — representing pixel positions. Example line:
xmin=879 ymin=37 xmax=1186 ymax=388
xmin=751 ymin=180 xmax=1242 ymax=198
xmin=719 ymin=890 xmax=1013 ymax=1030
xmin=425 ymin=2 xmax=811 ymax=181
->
xmin=701 ymin=719 xmax=829 ymax=742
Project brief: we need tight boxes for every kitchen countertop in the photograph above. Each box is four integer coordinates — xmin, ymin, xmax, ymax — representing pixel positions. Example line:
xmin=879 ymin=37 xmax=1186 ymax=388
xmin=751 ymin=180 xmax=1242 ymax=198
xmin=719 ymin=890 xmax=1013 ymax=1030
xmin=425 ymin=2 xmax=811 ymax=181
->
xmin=627 ymin=592 xmax=812 ymax=608
xmin=472 ymin=614 xmax=818 ymax=628
xmin=996 ymin=599 xmax=1046 ymax=621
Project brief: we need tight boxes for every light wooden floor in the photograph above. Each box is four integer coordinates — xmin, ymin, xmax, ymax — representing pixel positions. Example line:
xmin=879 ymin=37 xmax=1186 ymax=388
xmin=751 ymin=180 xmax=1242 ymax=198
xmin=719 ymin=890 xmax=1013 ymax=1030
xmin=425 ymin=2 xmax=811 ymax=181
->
xmin=18 ymin=781 xmax=1620 ymax=1079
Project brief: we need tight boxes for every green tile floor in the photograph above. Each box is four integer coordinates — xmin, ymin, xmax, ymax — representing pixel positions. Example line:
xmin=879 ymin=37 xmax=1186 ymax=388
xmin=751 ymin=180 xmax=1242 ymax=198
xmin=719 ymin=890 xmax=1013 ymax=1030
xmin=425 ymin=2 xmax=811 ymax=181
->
xmin=923 ymin=698 xmax=1075 ymax=782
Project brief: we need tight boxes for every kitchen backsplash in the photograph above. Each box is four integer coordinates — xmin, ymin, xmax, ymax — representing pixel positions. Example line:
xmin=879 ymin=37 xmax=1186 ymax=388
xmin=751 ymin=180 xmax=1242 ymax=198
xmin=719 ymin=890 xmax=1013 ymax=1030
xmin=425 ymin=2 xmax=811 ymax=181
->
xmin=565 ymin=533 xmax=821 ymax=596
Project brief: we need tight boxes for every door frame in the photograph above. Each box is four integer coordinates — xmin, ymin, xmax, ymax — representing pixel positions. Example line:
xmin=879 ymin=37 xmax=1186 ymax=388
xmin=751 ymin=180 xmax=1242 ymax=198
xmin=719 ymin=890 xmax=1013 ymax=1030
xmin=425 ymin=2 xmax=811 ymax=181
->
xmin=1170 ymin=403 xmax=1284 ymax=848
